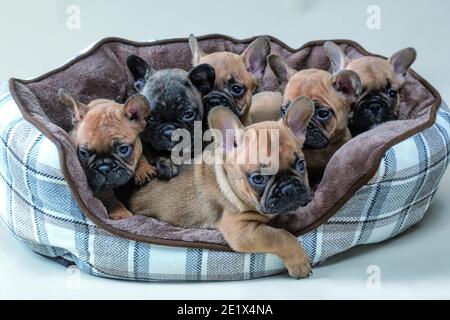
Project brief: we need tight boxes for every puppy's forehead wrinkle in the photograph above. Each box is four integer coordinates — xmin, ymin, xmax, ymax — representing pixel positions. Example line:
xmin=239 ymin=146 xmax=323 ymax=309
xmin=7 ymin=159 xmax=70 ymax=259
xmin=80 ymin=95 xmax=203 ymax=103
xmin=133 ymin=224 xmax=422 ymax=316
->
xmin=201 ymin=52 xmax=256 ymax=88
xmin=144 ymin=73 xmax=200 ymax=113
xmin=348 ymin=57 xmax=397 ymax=89
xmin=77 ymin=107 xmax=137 ymax=153
xmin=237 ymin=123 xmax=300 ymax=172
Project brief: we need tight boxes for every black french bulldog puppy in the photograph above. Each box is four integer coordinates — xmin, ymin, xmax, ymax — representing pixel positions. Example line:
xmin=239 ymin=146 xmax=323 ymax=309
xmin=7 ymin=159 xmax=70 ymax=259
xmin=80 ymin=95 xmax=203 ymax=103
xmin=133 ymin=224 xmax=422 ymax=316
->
xmin=127 ymin=55 xmax=215 ymax=179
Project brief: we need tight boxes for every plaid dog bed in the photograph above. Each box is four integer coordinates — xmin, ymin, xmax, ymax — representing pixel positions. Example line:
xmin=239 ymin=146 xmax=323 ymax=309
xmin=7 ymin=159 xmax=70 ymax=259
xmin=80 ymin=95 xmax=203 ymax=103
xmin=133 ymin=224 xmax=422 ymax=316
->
xmin=1 ymin=77 xmax=448 ymax=281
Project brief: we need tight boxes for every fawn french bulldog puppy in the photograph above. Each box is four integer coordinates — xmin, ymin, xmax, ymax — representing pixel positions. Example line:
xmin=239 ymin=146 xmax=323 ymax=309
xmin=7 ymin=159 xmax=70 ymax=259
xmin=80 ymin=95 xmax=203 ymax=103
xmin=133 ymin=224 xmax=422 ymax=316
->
xmin=248 ymin=55 xmax=361 ymax=181
xmin=59 ymin=89 xmax=156 ymax=220
xmin=127 ymin=55 xmax=216 ymax=180
xmin=129 ymin=97 xmax=315 ymax=278
xmin=189 ymin=34 xmax=271 ymax=122
xmin=324 ymin=41 xmax=417 ymax=136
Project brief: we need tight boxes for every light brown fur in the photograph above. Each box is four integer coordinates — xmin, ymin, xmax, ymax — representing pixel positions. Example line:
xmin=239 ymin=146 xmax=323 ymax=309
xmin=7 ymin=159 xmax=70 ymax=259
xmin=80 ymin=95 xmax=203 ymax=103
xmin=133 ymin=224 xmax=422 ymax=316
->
xmin=129 ymin=100 xmax=315 ymax=278
xmin=324 ymin=41 xmax=416 ymax=134
xmin=61 ymin=91 xmax=156 ymax=220
xmin=247 ymin=64 xmax=358 ymax=181
xmin=189 ymin=35 xmax=270 ymax=121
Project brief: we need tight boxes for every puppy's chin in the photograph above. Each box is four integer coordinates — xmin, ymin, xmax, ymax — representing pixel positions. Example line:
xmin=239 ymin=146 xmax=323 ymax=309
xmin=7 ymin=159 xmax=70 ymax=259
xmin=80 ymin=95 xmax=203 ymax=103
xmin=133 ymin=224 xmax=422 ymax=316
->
xmin=86 ymin=167 xmax=133 ymax=191
xmin=304 ymin=123 xmax=329 ymax=149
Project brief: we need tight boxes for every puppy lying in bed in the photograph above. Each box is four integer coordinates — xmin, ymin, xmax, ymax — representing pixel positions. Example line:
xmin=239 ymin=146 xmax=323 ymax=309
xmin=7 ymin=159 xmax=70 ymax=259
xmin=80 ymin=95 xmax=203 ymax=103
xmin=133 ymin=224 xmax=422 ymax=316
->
xmin=60 ymin=90 xmax=156 ymax=220
xmin=128 ymin=98 xmax=315 ymax=278
xmin=324 ymin=41 xmax=417 ymax=136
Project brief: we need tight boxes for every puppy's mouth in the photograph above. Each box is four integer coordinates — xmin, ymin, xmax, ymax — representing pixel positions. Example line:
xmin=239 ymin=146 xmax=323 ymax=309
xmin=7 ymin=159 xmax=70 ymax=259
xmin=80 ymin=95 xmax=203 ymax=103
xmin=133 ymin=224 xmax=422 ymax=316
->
xmin=262 ymin=178 xmax=311 ymax=215
xmin=304 ymin=121 xmax=329 ymax=149
xmin=203 ymin=91 xmax=242 ymax=117
xmin=350 ymin=95 xmax=397 ymax=135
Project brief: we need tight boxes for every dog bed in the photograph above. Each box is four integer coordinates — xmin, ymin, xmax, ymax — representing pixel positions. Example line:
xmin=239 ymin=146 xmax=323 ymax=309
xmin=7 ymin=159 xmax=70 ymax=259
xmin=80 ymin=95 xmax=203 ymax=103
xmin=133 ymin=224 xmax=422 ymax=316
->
xmin=0 ymin=35 xmax=448 ymax=281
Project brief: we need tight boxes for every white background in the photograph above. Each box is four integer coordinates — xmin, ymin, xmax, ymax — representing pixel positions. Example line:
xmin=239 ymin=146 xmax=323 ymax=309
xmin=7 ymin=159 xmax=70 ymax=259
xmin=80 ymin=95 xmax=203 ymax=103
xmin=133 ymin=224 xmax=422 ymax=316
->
xmin=1 ymin=0 xmax=450 ymax=299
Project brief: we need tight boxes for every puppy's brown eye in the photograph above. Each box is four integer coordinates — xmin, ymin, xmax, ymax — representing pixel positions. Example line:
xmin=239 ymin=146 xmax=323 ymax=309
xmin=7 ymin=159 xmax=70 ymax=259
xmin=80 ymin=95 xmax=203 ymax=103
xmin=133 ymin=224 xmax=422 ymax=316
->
xmin=387 ymin=88 xmax=398 ymax=98
xmin=77 ymin=148 xmax=91 ymax=160
xmin=230 ymin=84 xmax=246 ymax=97
xmin=117 ymin=144 xmax=133 ymax=158
xmin=316 ymin=109 xmax=331 ymax=121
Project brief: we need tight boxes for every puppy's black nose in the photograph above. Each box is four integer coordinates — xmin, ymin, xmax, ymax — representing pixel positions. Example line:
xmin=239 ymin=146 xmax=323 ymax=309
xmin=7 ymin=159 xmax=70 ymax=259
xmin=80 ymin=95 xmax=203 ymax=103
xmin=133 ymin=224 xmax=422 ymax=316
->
xmin=208 ymin=96 xmax=228 ymax=107
xmin=96 ymin=158 xmax=113 ymax=175
xmin=369 ymin=103 xmax=381 ymax=113
xmin=204 ymin=92 xmax=234 ymax=108
xmin=98 ymin=165 xmax=111 ymax=175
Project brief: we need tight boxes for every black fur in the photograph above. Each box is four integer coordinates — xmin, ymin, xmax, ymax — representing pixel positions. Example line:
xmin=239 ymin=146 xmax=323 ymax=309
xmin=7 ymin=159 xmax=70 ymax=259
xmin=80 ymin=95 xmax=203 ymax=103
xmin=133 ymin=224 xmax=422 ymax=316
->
xmin=350 ymin=94 xmax=397 ymax=136
xmin=127 ymin=55 xmax=215 ymax=179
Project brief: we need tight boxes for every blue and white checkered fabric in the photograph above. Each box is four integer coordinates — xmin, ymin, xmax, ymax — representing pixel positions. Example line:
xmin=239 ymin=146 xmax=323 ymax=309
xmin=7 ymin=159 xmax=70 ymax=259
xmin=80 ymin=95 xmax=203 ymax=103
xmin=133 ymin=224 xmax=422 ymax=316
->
xmin=0 ymin=80 xmax=449 ymax=281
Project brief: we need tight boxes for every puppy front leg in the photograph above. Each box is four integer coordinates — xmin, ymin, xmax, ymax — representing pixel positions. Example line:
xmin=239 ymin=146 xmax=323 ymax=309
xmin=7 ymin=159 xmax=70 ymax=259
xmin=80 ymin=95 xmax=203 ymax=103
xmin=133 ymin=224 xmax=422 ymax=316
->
xmin=219 ymin=211 xmax=311 ymax=279
xmin=134 ymin=155 xmax=157 ymax=186
xmin=95 ymin=189 xmax=133 ymax=220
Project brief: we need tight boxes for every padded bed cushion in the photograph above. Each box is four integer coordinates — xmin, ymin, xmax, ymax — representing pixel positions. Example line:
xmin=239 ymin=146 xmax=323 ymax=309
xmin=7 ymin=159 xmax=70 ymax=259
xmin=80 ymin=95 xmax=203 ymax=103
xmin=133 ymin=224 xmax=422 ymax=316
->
xmin=7 ymin=34 xmax=443 ymax=251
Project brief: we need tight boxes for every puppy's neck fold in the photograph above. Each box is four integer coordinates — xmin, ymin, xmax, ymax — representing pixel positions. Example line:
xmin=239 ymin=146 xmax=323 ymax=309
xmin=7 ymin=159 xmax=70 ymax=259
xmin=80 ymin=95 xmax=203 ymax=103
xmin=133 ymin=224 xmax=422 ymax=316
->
xmin=213 ymin=163 xmax=249 ymax=212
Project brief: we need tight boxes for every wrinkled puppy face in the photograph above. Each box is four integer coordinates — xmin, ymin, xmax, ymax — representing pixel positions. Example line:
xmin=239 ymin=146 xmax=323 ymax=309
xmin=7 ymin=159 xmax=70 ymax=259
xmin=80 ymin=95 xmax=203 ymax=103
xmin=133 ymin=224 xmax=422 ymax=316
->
xmin=324 ymin=41 xmax=416 ymax=135
xmin=190 ymin=35 xmax=271 ymax=119
xmin=208 ymin=97 xmax=314 ymax=215
xmin=269 ymin=55 xmax=360 ymax=150
xmin=127 ymin=55 xmax=215 ymax=151
xmin=60 ymin=90 xmax=149 ymax=190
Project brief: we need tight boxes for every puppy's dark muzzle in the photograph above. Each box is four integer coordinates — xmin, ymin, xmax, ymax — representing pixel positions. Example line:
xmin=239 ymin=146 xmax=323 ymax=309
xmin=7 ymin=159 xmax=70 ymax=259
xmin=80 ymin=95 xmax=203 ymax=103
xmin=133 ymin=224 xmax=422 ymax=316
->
xmin=265 ymin=179 xmax=311 ymax=215
xmin=351 ymin=95 xmax=396 ymax=135
xmin=204 ymin=91 xmax=240 ymax=116
xmin=86 ymin=157 xmax=131 ymax=190
xmin=360 ymin=96 xmax=392 ymax=122
xmin=304 ymin=121 xmax=329 ymax=149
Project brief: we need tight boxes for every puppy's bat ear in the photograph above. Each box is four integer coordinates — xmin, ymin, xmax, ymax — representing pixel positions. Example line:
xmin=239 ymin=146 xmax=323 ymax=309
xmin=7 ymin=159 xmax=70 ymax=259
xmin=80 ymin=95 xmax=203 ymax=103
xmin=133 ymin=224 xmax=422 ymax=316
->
xmin=124 ymin=94 xmax=150 ymax=127
xmin=208 ymin=106 xmax=244 ymax=154
xmin=241 ymin=36 xmax=271 ymax=81
xmin=389 ymin=47 xmax=416 ymax=83
xmin=189 ymin=34 xmax=206 ymax=66
xmin=268 ymin=55 xmax=297 ymax=91
xmin=58 ymin=89 xmax=89 ymax=126
xmin=331 ymin=70 xmax=362 ymax=102
xmin=283 ymin=96 xmax=314 ymax=143
xmin=324 ymin=41 xmax=349 ymax=74
xmin=189 ymin=64 xmax=216 ymax=95
xmin=127 ymin=55 xmax=153 ymax=91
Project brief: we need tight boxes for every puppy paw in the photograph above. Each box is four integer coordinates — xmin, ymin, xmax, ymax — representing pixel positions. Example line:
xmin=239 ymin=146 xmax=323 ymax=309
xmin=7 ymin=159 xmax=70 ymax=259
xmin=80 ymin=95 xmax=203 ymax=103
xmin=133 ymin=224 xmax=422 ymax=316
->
xmin=285 ymin=255 xmax=312 ymax=279
xmin=156 ymin=158 xmax=180 ymax=180
xmin=134 ymin=163 xmax=157 ymax=186
xmin=109 ymin=209 xmax=133 ymax=221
